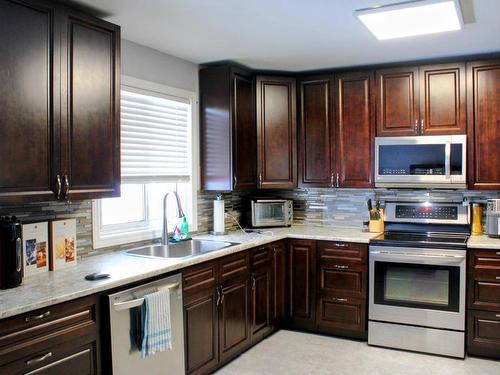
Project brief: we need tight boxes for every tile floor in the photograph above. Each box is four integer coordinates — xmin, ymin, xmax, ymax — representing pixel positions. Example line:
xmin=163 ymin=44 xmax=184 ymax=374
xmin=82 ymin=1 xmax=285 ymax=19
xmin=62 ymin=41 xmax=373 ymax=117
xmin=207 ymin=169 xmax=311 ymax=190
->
xmin=215 ymin=330 xmax=500 ymax=375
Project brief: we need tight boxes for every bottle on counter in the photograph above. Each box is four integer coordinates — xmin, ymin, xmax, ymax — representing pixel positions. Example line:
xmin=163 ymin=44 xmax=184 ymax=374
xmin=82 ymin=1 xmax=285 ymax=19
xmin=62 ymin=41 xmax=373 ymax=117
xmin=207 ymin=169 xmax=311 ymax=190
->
xmin=472 ymin=203 xmax=484 ymax=235
xmin=180 ymin=217 xmax=190 ymax=240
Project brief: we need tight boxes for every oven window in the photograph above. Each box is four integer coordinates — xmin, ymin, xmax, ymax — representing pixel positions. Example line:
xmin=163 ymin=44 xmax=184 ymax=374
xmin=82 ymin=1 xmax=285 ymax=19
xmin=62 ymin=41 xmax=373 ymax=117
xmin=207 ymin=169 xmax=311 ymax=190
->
xmin=254 ymin=203 xmax=285 ymax=225
xmin=374 ymin=262 xmax=460 ymax=312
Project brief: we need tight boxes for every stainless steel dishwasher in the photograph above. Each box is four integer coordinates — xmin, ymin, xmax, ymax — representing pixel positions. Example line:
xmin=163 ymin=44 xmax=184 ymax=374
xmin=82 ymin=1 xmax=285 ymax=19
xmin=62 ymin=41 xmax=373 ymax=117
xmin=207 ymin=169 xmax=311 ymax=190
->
xmin=108 ymin=273 xmax=185 ymax=374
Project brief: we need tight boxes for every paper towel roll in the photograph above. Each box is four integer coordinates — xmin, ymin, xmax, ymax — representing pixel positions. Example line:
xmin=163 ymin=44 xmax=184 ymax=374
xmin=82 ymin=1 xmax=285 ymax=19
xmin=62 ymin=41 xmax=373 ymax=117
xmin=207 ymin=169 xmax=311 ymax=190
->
xmin=213 ymin=198 xmax=225 ymax=234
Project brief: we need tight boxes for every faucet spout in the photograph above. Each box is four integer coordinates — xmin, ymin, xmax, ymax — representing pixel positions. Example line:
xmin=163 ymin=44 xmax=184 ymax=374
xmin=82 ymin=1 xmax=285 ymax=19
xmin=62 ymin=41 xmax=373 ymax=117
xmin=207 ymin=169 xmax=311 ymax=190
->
xmin=162 ymin=191 xmax=186 ymax=246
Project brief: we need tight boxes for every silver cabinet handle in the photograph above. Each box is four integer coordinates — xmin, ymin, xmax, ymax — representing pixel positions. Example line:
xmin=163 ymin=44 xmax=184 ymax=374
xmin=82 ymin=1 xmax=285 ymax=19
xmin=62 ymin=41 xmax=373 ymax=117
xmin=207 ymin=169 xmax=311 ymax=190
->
xmin=332 ymin=297 xmax=348 ymax=303
xmin=63 ymin=174 xmax=70 ymax=199
xmin=496 ymin=252 xmax=500 ymax=256
xmin=252 ymin=275 xmax=256 ymax=290
xmin=333 ymin=264 xmax=349 ymax=270
xmin=420 ymin=119 xmax=424 ymax=134
xmin=26 ymin=351 xmax=52 ymax=366
xmin=259 ymin=173 xmax=263 ymax=186
xmin=414 ymin=119 xmax=418 ymax=134
xmin=216 ymin=286 xmax=221 ymax=306
xmin=333 ymin=243 xmax=349 ymax=248
xmin=496 ymin=276 xmax=500 ymax=280
xmin=233 ymin=175 xmax=237 ymax=187
xmin=220 ymin=288 xmax=225 ymax=305
xmin=496 ymin=314 xmax=500 ymax=318
xmin=25 ymin=310 xmax=51 ymax=323
xmin=336 ymin=173 xmax=340 ymax=188
xmin=330 ymin=172 xmax=334 ymax=188
xmin=55 ymin=175 xmax=62 ymax=199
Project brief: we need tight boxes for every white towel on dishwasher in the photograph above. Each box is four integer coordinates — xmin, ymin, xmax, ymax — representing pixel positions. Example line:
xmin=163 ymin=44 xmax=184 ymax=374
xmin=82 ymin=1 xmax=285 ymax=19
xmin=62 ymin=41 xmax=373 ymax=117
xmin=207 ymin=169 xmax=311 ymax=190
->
xmin=140 ymin=289 xmax=172 ymax=358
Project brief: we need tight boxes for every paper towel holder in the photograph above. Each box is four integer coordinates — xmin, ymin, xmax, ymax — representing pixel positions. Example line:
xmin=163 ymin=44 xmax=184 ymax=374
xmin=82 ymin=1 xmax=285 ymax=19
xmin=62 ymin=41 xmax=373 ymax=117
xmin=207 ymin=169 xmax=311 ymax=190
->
xmin=211 ymin=194 xmax=228 ymax=236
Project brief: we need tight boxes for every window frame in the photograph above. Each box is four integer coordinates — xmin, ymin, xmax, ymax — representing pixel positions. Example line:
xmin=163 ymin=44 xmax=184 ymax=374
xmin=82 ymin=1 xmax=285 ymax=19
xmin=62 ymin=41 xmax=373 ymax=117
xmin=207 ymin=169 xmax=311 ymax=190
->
xmin=92 ymin=75 xmax=199 ymax=249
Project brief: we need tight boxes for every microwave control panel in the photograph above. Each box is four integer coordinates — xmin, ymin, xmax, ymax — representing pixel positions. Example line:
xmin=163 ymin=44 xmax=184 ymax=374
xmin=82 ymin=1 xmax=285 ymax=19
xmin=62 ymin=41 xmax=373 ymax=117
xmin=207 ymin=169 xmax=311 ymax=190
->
xmin=395 ymin=205 xmax=458 ymax=220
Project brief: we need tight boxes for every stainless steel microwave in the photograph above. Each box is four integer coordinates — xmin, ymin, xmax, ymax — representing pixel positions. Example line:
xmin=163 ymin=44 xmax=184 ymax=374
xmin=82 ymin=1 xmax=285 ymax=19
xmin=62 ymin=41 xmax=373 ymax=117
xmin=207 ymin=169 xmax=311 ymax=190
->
xmin=375 ymin=135 xmax=467 ymax=189
xmin=248 ymin=199 xmax=293 ymax=228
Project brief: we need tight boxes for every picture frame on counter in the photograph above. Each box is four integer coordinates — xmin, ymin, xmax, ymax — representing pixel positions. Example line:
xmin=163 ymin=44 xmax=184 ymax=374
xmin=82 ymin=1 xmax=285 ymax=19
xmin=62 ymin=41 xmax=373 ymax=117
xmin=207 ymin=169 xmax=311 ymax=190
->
xmin=22 ymin=222 xmax=49 ymax=277
xmin=49 ymin=219 xmax=77 ymax=270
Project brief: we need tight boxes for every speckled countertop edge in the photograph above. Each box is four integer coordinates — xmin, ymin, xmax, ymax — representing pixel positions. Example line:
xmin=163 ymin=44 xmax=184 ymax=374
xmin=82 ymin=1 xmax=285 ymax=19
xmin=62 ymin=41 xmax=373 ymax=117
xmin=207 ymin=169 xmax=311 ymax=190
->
xmin=0 ymin=226 xmax=377 ymax=320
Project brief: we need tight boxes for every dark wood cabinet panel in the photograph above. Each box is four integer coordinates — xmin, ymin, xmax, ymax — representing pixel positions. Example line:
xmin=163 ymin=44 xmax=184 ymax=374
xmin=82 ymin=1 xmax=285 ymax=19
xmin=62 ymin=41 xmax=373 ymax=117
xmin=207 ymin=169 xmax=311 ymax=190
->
xmin=272 ymin=241 xmax=287 ymax=326
xmin=256 ymin=76 xmax=297 ymax=189
xmin=60 ymin=8 xmax=120 ymax=199
xmin=467 ymin=60 xmax=500 ymax=189
xmin=318 ymin=241 xmax=368 ymax=264
xmin=184 ymin=288 xmax=219 ymax=375
xmin=467 ymin=309 xmax=500 ymax=359
xmin=297 ymin=76 xmax=335 ymax=188
xmin=0 ymin=0 xmax=58 ymax=202
xmin=200 ymin=66 xmax=256 ymax=191
xmin=219 ymin=277 xmax=251 ymax=363
xmin=288 ymin=240 xmax=316 ymax=330
xmin=316 ymin=295 xmax=366 ymax=339
xmin=335 ymin=71 xmax=375 ymax=188
xmin=419 ymin=63 xmax=466 ymax=135
xmin=219 ymin=252 xmax=250 ymax=284
xmin=376 ymin=67 xmax=419 ymax=137
xmin=250 ymin=267 xmax=273 ymax=342
xmin=467 ymin=249 xmax=500 ymax=312
xmin=318 ymin=264 xmax=366 ymax=299
xmin=182 ymin=261 xmax=218 ymax=297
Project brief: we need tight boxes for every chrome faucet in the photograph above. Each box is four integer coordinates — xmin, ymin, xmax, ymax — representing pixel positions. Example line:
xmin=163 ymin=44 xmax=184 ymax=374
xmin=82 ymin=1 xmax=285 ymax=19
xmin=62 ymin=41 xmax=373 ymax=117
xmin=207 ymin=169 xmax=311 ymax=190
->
xmin=162 ymin=191 xmax=186 ymax=245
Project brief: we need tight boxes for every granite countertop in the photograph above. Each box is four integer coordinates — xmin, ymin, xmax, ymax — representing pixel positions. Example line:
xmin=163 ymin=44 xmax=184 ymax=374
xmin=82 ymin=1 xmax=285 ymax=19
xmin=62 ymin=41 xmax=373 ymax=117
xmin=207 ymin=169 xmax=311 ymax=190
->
xmin=0 ymin=226 xmax=378 ymax=320
xmin=467 ymin=234 xmax=500 ymax=250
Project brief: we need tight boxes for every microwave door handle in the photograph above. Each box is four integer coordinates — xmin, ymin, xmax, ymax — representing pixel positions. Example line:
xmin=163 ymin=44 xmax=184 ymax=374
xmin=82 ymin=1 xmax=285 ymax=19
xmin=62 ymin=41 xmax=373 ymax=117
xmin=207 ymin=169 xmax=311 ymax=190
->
xmin=445 ymin=141 xmax=451 ymax=179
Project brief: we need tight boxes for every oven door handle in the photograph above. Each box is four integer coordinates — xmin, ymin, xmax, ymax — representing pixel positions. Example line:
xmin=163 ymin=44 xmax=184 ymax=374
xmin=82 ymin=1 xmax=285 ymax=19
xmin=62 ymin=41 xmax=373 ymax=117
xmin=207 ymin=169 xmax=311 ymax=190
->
xmin=370 ymin=251 xmax=465 ymax=263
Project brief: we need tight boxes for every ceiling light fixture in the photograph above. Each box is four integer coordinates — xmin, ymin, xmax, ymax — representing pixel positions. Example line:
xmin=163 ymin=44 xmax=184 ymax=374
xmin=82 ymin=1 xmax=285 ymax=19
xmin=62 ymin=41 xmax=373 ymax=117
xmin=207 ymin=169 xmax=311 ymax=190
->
xmin=354 ymin=0 xmax=463 ymax=40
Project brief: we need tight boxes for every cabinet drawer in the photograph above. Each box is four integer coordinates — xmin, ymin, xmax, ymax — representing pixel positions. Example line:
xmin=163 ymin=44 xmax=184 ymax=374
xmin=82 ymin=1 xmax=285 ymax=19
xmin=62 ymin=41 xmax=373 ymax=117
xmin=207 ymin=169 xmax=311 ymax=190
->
xmin=468 ymin=249 xmax=500 ymax=271
xmin=318 ymin=264 xmax=366 ymax=298
xmin=251 ymin=246 xmax=271 ymax=269
xmin=468 ymin=276 xmax=500 ymax=311
xmin=316 ymin=295 xmax=366 ymax=339
xmin=1 ymin=340 xmax=97 ymax=375
xmin=318 ymin=241 xmax=367 ymax=263
xmin=467 ymin=309 xmax=500 ymax=359
xmin=219 ymin=252 xmax=249 ymax=283
xmin=183 ymin=261 xmax=218 ymax=296
xmin=0 ymin=295 xmax=97 ymax=360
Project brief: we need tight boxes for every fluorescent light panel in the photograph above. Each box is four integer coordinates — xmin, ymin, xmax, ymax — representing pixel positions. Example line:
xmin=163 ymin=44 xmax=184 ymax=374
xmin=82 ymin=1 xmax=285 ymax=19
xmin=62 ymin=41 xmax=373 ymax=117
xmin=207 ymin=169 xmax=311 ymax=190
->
xmin=355 ymin=0 xmax=463 ymax=40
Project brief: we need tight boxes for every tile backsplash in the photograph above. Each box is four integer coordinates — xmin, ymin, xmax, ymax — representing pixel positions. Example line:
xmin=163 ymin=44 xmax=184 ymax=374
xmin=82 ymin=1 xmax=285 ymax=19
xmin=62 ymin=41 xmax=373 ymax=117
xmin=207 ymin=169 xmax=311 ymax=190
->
xmin=1 ymin=188 xmax=499 ymax=258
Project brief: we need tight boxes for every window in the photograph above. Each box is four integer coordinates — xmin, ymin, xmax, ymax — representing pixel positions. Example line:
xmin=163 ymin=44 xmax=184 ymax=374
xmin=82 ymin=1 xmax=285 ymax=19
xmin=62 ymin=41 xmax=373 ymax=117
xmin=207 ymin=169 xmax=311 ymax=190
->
xmin=92 ymin=76 xmax=198 ymax=249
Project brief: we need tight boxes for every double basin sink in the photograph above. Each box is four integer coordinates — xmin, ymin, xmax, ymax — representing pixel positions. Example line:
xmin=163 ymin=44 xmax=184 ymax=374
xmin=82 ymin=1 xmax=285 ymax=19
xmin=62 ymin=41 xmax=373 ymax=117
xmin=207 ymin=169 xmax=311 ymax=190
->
xmin=126 ymin=239 xmax=239 ymax=260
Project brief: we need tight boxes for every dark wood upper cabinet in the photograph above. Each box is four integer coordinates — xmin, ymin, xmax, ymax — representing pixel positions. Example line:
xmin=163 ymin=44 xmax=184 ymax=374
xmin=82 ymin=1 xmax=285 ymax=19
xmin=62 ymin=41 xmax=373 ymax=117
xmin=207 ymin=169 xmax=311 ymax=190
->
xmin=200 ymin=65 xmax=256 ymax=191
xmin=419 ymin=63 xmax=466 ymax=135
xmin=376 ymin=66 xmax=419 ymax=137
xmin=335 ymin=71 xmax=375 ymax=188
xmin=297 ymin=76 xmax=335 ymax=188
xmin=0 ymin=0 xmax=120 ymax=203
xmin=0 ymin=0 xmax=58 ymax=202
xmin=256 ymin=76 xmax=297 ymax=189
xmin=60 ymin=7 xmax=121 ymax=200
xmin=467 ymin=60 xmax=500 ymax=190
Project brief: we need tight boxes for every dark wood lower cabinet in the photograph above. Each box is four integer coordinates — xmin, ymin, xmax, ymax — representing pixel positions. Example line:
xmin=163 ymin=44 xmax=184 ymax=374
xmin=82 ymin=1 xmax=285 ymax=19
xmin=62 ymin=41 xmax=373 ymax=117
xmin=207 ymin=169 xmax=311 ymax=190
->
xmin=316 ymin=295 xmax=367 ymax=340
xmin=467 ymin=310 xmax=500 ymax=359
xmin=272 ymin=241 xmax=288 ymax=326
xmin=184 ymin=288 xmax=219 ymax=375
xmin=250 ymin=266 xmax=273 ymax=342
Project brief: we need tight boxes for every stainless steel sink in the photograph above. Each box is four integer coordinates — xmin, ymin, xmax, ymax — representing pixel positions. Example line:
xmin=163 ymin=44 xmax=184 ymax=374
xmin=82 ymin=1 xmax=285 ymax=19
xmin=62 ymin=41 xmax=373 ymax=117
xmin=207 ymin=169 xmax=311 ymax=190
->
xmin=126 ymin=239 xmax=239 ymax=259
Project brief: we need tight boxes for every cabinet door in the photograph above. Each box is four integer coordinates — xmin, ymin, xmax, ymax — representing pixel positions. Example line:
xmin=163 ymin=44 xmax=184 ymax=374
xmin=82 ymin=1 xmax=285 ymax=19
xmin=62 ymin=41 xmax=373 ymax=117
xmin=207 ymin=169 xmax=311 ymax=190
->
xmin=0 ymin=0 xmax=58 ymax=202
xmin=420 ymin=63 xmax=466 ymax=135
xmin=273 ymin=242 xmax=287 ymax=326
xmin=184 ymin=288 xmax=219 ymax=375
xmin=250 ymin=267 xmax=273 ymax=342
xmin=316 ymin=295 xmax=366 ymax=339
xmin=289 ymin=240 xmax=316 ymax=330
xmin=376 ymin=67 xmax=419 ymax=136
xmin=256 ymin=76 xmax=297 ymax=189
xmin=335 ymin=71 xmax=375 ymax=188
xmin=467 ymin=60 xmax=500 ymax=190
xmin=467 ymin=309 xmax=500 ymax=359
xmin=219 ymin=277 xmax=251 ymax=363
xmin=233 ymin=72 xmax=257 ymax=190
xmin=60 ymin=8 xmax=120 ymax=199
xmin=297 ymin=76 xmax=335 ymax=188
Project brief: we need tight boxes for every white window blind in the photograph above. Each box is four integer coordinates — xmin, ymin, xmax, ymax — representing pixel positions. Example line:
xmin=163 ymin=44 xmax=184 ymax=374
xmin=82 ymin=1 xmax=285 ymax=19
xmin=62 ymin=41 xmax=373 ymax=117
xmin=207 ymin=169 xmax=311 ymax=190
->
xmin=121 ymin=89 xmax=191 ymax=182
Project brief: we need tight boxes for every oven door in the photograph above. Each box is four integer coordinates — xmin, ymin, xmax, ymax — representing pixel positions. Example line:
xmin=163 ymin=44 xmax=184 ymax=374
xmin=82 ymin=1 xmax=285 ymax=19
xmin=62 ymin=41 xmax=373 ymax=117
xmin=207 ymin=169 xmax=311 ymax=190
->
xmin=369 ymin=246 xmax=466 ymax=330
xmin=374 ymin=135 xmax=466 ymax=188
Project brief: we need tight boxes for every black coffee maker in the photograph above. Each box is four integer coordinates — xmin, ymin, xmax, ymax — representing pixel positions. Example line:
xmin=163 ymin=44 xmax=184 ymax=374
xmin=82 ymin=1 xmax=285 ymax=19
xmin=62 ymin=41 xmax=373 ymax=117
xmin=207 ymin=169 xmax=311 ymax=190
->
xmin=0 ymin=216 xmax=23 ymax=289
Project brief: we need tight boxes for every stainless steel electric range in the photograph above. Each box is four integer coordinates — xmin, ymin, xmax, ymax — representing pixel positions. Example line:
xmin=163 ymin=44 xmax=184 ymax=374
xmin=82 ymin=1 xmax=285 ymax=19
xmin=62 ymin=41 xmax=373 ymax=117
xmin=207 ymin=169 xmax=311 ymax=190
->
xmin=368 ymin=201 xmax=470 ymax=358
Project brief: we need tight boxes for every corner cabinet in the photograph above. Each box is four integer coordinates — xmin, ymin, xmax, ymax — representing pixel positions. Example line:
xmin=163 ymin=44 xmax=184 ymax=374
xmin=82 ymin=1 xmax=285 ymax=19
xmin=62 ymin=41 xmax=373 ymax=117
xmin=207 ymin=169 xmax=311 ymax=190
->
xmin=256 ymin=76 xmax=297 ymax=189
xmin=0 ymin=0 xmax=120 ymax=203
xmin=467 ymin=60 xmax=500 ymax=190
xmin=200 ymin=65 xmax=257 ymax=191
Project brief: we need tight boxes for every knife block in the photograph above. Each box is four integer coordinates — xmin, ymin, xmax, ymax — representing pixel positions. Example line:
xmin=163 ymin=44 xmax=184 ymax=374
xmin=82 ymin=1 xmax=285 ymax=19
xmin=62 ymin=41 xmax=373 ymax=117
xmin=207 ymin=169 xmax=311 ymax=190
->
xmin=369 ymin=209 xmax=384 ymax=233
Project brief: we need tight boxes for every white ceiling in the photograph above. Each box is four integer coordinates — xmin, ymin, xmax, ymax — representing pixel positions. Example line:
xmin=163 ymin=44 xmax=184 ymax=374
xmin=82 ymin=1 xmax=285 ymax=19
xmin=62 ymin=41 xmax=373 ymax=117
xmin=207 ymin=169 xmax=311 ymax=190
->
xmin=72 ymin=0 xmax=500 ymax=71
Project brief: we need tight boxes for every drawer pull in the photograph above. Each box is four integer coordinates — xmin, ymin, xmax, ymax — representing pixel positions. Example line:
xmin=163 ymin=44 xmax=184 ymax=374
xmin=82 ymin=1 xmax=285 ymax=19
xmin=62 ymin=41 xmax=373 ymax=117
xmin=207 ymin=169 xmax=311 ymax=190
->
xmin=26 ymin=351 xmax=52 ymax=366
xmin=334 ymin=243 xmax=349 ymax=248
xmin=333 ymin=264 xmax=349 ymax=270
xmin=332 ymin=297 xmax=348 ymax=303
xmin=496 ymin=276 xmax=500 ymax=280
xmin=496 ymin=314 xmax=500 ymax=318
xmin=496 ymin=252 xmax=500 ymax=256
xmin=24 ymin=310 xmax=51 ymax=323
